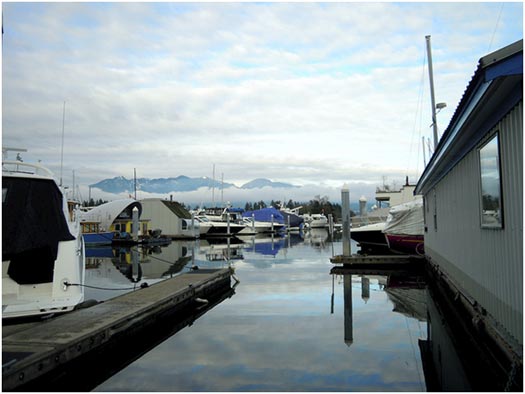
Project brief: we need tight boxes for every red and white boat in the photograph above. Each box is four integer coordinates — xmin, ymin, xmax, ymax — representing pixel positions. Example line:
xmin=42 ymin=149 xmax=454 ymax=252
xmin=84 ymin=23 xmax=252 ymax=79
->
xmin=383 ymin=197 xmax=424 ymax=255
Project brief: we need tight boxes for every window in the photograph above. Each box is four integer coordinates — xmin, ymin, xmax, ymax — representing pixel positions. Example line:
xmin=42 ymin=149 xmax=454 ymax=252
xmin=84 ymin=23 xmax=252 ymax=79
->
xmin=479 ymin=133 xmax=503 ymax=228
xmin=433 ymin=189 xmax=437 ymax=231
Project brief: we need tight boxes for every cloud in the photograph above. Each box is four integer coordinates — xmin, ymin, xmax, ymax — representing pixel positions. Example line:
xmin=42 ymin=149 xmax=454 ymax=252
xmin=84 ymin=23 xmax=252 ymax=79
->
xmin=3 ymin=2 xmax=523 ymax=195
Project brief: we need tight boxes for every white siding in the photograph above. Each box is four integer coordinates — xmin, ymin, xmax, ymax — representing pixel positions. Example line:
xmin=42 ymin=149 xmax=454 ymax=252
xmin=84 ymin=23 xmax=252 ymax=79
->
xmin=140 ymin=199 xmax=182 ymax=237
xmin=424 ymin=102 xmax=523 ymax=345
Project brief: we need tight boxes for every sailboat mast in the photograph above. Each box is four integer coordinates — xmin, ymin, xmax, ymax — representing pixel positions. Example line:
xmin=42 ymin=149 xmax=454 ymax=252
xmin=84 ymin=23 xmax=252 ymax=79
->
xmin=212 ymin=164 xmax=215 ymax=207
xmin=60 ymin=101 xmax=66 ymax=186
xmin=425 ymin=35 xmax=439 ymax=150
xmin=134 ymin=168 xmax=137 ymax=200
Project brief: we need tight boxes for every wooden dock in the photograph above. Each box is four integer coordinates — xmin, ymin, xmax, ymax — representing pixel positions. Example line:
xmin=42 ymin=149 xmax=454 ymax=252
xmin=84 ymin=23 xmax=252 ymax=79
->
xmin=2 ymin=268 xmax=233 ymax=391
xmin=330 ymin=254 xmax=425 ymax=275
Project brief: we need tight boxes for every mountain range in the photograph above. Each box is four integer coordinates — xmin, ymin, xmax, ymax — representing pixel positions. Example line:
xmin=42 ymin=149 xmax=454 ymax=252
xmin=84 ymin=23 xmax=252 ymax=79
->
xmin=90 ymin=176 xmax=298 ymax=194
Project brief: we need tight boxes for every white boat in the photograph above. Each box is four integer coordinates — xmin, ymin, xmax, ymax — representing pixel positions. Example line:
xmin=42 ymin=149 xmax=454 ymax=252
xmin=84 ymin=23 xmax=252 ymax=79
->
xmin=302 ymin=213 xmax=329 ymax=229
xmin=238 ymin=217 xmax=286 ymax=235
xmin=194 ymin=215 xmax=245 ymax=237
xmin=2 ymin=156 xmax=85 ymax=319
xmin=383 ymin=197 xmax=425 ymax=255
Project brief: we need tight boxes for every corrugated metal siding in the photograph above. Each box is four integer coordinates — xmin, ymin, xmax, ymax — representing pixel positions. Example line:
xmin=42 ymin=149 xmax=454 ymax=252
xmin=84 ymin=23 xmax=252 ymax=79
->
xmin=424 ymin=102 xmax=523 ymax=346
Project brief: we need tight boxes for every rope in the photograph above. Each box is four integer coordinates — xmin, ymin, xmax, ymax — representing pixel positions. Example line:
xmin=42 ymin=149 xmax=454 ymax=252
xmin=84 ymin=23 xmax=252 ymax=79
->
xmin=64 ymin=281 xmax=149 ymax=291
xmin=488 ymin=4 xmax=504 ymax=53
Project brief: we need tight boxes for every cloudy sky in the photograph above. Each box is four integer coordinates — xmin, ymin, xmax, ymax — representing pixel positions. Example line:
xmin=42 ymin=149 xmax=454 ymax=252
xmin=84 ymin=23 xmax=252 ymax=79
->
xmin=2 ymin=2 xmax=523 ymax=203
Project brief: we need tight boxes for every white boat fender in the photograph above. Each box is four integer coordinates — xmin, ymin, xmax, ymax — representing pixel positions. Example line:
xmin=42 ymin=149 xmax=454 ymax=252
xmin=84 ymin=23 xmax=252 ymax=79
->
xmin=195 ymin=298 xmax=208 ymax=305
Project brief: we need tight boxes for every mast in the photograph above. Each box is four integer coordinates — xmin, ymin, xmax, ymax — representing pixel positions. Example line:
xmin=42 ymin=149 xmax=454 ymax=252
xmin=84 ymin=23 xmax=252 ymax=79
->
xmin=212 ymin=164 xmax=215 ymax=207
xmin=221 ymin=172 xmax=224 ymax=206
xmin=134 ymin=168 xmax=137 ymax=200
xmin=60 ymin=101 xmax=66 ymax=186
xmin=425 ymin=35 xmax=439 ymax=151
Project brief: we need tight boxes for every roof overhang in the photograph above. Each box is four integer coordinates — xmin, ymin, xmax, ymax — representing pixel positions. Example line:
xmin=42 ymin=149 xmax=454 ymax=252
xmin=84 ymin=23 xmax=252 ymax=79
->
xmin=415 ymin=40 xmax=523 ymax=196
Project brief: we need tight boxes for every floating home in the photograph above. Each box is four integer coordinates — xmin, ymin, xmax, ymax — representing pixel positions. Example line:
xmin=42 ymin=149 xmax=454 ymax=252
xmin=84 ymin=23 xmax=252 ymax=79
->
xmin=415 ymin=40 xmax=522 ymax=363
xmin=79 ymin=199 xmax=149 ymax=240
xmin=139 ymin=198 xmax=199 ymax=239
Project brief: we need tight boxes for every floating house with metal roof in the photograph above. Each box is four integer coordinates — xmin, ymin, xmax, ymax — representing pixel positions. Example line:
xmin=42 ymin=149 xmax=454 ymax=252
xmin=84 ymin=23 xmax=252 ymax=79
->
xmin=415 ymin=40 xmax=522 ymax=360
xmin=79 ymin=199 xmax=149 ymax=242
xmin=139 ymin=198 xmax=198 ymax=239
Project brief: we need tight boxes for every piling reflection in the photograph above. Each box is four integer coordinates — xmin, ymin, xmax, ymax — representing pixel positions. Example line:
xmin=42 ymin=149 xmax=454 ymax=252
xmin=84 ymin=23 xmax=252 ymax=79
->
xmin=331 ymin=266 xmax=521 ymax=392
xmin=85 ymin=242 xmax=195 ymax=301
xmin=334 ymin=270 xmax=427 ymax=348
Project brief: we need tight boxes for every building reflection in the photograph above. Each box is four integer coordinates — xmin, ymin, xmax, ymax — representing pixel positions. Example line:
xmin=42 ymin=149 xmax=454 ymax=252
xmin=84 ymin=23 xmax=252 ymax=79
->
xmin=333 ymin=267 xmax=521 ymax=391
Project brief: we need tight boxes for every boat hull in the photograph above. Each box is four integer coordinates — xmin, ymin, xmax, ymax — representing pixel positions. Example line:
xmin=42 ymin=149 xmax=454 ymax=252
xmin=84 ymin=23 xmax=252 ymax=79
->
xmin=351 ymin=230 xmax=389 ymax=253
xmin=83 ymin=232 xmax=114 ymax=246
xmin=201 ymin=224 xmax=245 ymax=237
xmin=385 ymin=234 xmax=424 ymax=255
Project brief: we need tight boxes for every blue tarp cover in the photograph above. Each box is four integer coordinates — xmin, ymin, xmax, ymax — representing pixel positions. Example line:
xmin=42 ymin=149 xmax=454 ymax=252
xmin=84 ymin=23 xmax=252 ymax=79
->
xmin=242 ymin=207 xmax=285 ymax=223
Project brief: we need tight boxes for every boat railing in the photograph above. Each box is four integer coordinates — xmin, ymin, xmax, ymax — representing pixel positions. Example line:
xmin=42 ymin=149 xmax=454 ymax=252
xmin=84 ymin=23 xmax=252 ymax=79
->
xmin=351 ymin=215 xmax=388 ymax=228
xmin=2 ymin=160 xmax=55 ymax=178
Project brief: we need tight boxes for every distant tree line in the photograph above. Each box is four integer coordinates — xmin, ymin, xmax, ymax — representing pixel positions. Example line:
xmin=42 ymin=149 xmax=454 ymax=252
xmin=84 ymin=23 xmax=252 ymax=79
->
xmin=82 ymin=198 xmax=109 ymax=207
xmin=82 ymin=196 xmax=355 ymax=222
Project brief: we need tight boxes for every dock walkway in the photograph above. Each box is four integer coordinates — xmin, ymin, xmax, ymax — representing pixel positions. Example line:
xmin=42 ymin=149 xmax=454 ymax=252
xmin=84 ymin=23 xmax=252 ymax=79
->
xmin=330 ymin=254 xmax=425 ymax=275
xmin=2 ymin=268 xmax=233 ymax=391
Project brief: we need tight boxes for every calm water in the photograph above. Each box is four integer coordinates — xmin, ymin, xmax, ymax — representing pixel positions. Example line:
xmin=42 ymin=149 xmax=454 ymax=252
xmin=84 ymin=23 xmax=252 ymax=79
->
xmin=84 ymin=230 xmax=429 ymax=391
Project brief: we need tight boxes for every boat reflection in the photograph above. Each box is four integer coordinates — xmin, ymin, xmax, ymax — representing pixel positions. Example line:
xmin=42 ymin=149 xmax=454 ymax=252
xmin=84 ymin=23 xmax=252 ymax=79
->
xmin=334 ymin=271 xmax=426 ymax=347
xmin=85 ymin=242 xmax=194 ymax=301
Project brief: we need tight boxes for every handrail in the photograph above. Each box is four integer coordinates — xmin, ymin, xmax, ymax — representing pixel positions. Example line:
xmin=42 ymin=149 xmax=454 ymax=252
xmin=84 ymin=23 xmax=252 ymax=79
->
xmin=2 ymin=160 xmax=55 ymax=177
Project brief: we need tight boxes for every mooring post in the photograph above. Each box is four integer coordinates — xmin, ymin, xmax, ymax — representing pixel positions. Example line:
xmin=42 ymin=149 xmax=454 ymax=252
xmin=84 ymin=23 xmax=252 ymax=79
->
xmin=343 ymin=274 xmax=353 ymax=346
xmin=341 ymin=184 xmax=351 ymax=256
xmin=131 ymin=247 xmax=140 ymax=282
xmin=132 ymin=206 xmax=139 ymax=242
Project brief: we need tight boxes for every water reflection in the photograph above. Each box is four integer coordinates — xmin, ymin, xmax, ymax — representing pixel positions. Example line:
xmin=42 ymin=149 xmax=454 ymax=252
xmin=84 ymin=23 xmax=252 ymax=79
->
xmin=334 ymin=272 xmax=427 ymax=350
xmin=85 ymin=242 xmax=194 ymax=301
xmin=84 ymin=236 xmax=516 ymax=392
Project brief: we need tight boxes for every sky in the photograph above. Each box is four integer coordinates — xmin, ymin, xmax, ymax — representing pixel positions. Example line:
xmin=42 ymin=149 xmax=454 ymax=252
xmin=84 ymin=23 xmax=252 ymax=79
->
xmin=2 ymin=2 xmax=523 ymax=205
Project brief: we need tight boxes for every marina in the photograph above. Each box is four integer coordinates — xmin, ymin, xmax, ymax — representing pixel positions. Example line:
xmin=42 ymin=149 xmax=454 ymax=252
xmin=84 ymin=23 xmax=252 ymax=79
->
xmin=2 ymin=7 xmax=523 ymax=392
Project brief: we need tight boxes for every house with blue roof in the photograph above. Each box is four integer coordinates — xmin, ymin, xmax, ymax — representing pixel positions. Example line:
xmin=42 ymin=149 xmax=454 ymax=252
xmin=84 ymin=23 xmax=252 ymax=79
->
xmin=415 ymin=39 xmax=522 ymax=383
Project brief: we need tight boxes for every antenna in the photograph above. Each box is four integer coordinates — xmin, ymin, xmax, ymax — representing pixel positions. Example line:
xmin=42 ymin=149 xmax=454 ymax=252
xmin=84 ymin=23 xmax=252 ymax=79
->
xmin=59 ymin=101 xmax=66 ymax=186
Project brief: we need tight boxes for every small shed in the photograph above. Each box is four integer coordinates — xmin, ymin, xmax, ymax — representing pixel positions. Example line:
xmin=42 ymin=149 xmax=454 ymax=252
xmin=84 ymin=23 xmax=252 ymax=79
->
xmin=415 ymin=40 xmax=522 ymax=351
xmin=140 ymin=198 xmax=198 ymax=239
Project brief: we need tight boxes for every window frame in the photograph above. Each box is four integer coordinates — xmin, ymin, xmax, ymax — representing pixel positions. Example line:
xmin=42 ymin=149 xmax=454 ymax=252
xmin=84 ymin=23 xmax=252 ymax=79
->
xmin=478 ymin=131 xmax=504 ymax=229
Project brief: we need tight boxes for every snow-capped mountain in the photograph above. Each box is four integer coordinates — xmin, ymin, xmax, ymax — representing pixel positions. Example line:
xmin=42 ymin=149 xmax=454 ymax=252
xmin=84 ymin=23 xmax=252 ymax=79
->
xmin=240 ymin=178 xmax=298 ymax=189
xmin=90 ymin=176 xmax=297 ymax=194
